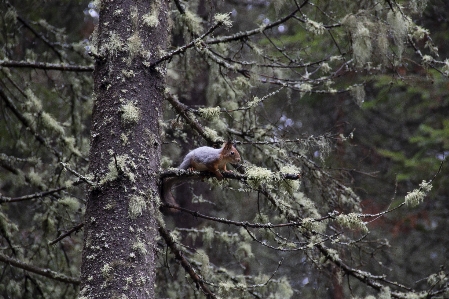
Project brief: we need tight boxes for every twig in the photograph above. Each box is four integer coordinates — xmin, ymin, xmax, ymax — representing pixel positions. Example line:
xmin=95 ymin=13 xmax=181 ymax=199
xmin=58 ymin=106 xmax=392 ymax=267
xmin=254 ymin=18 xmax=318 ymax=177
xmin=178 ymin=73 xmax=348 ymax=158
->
xmin=0 ymin=187 xmax=66 ymax=204
xmin=151 ymin=13 xmax=232 ymax=67
xmin=49 ymin=223 xmax=84 ymax=245
xmin=60 ymin=162 xmax=95 ymax=186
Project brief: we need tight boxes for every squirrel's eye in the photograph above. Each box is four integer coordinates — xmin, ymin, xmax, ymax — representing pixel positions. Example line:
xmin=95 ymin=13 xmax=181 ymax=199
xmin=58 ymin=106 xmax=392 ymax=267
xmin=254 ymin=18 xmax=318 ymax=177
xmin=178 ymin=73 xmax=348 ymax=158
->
xmin=230 ymin=151 xmax=234 ymax=155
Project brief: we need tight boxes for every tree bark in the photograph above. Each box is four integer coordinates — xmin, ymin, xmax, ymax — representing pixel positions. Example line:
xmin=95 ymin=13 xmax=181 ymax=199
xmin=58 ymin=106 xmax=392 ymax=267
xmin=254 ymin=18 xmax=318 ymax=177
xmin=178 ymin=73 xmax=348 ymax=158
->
xmin=80 ymin=1 xmax=168 ymax=298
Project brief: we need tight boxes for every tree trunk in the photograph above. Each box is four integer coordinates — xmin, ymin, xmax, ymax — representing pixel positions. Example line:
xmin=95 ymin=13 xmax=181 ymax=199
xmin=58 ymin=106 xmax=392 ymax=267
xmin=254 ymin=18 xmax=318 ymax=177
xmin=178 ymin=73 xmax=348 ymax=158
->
xmin=79 ymin=1 xmax=168 ymax=298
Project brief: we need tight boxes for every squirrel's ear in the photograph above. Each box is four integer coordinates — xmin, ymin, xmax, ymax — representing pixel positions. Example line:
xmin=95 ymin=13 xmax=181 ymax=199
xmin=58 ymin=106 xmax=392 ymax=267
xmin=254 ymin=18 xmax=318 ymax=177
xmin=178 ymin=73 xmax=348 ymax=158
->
xmin=224 ymin=141 xmax=233 ymax=150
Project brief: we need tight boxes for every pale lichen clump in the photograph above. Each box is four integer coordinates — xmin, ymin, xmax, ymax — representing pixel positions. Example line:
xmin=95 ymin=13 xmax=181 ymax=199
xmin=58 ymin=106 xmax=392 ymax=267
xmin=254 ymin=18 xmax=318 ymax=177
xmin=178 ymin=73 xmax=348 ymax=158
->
xmin=121 ymin=102 xmax=141 ymax=124
xmin=350 ymin=84 xmax=366 ymax=107
xmin=422 ymin=55 xmax=434 ymax=64
xmin=132 ymin=239 xmax=148 ymax=255
xmin=247 ymin=96 xmax=262 ymax=108
xmin=101 ymin=263 xmax=113 ymax=279
xmin=198 ymin=106 xmax=221 ymax=120
xmin=194 ymin=249 xmax=211 ymax=277
xmin=246 ymin=165 xmax=277 ymax=188
xmin=353 ymin=23 xmax=372 ymax=66
xmin=387 ymin=10 xmax=411 ymax=59
xmin=203 ymin=127 xmax=223 ymax=143
xmin=127 ymin=32 xmax=142 ymax=63
xmin=23 ymin=88 xmax=65 ymax=136
xmin=336 ymin=212 xmax=368 ymax=233
xmin=305 ymin=18 xmax=326 ymax=35
xmin=58 ymin=197 xmax=81 ymax=211
xmin=99 ymin=154 xmax=136 ymax=185
xmin=129 ymin=195 xmax=147 ymax=218
xmin=442 ymin=59 xmax=449 ymax=76
xmin=214 ymin=13 xmax=232 ymax=28
xmin=379 ymin=286 xmax=392 ymax=299
xmin=279 ymin=165 xmax=301 ymax=193
xmin=106 ymin=32 xmax=124 ymax=57
xmin=5 ymin=7 xmax=18 ymax=24
xmin=143 ymin=5 xmax=159 ymax=28
xmin=405 ymin=180 xmax=432 ymax=207
xmin=183 ymin=9 xmax=203 ymax=35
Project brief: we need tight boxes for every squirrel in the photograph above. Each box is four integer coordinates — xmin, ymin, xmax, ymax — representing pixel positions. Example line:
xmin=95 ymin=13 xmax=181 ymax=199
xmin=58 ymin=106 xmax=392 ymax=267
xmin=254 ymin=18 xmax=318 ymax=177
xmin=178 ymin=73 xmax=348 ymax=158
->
xmin=162 ymin=141 xmax=241 ymax=212
xmin=178 ymin=141 xmax=241 ymax=179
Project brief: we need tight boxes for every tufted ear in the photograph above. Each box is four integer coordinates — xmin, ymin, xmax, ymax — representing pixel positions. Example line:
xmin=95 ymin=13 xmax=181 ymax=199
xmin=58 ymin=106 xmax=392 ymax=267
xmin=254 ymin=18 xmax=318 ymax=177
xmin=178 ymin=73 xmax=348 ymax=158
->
xmin=223 ymin=141 xmax=233 ymax=151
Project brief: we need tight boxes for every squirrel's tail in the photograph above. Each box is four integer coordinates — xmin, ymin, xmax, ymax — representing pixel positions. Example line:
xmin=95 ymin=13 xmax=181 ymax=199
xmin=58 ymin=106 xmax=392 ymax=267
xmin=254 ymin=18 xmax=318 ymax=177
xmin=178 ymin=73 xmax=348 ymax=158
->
xmin=161 ymin=175 xmax=203 ymax=214
xmin=161 ymin=177 xmax=180 ymax=214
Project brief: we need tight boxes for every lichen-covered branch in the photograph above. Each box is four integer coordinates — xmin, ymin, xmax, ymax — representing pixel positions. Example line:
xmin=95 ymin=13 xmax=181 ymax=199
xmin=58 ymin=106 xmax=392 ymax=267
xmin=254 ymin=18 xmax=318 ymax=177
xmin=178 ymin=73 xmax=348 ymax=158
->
xmin=0 ymin=60 xmax=94 ymax=72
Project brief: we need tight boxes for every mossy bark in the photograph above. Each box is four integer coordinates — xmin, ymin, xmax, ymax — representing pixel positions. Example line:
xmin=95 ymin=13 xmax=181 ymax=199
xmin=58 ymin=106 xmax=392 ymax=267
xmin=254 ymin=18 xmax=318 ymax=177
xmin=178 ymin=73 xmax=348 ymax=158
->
xmin=80 ymin=1 xmax=169 ymax=298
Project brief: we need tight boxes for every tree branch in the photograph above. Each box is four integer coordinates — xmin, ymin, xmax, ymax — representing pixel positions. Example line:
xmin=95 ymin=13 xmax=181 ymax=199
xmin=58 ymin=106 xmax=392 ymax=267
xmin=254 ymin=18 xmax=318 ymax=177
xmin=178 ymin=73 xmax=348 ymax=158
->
xmin=0 ymin=60 xmax=93 ymax=72
xmin=0 ymin=252 xmax=80 ymax=285
xmin=158 ymin=225 xmax=217 ymax=299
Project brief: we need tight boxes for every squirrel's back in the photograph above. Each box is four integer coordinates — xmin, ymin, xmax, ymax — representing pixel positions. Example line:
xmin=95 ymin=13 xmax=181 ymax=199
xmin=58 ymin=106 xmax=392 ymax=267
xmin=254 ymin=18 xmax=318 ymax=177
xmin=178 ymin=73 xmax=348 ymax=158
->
xmin=179 ymin=146 xmax=222 ymax=170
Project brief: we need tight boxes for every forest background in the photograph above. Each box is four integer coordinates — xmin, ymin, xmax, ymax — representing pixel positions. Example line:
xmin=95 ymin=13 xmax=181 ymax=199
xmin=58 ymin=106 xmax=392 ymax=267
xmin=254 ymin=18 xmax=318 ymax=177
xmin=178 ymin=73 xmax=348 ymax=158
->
xmin=0 ymin=0 xmax=449 ymax=298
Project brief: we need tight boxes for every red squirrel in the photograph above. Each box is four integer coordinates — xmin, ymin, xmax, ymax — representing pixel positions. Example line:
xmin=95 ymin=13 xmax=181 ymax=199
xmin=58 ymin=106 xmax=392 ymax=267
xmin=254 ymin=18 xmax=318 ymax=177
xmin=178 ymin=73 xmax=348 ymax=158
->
xmin=162 ymin=141 xmax=241 ymax=211
xmin=178 ymin=141 xmax=241 ymax=179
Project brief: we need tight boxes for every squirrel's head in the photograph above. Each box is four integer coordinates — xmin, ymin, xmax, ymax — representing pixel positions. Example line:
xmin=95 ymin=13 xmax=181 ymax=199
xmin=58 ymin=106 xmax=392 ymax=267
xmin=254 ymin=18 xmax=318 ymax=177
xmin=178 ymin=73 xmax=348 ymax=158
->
xmin=223 ymin=141 xmax=241 ymax=163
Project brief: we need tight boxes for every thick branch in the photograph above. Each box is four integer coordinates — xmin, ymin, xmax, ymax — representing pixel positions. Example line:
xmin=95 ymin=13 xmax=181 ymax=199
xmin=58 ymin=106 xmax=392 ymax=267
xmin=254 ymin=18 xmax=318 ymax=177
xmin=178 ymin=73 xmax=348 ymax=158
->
xmin=0 ymin=252 xmax=80 ymax=285
xmin=160 ymin=168 xmax=301 ymax=181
